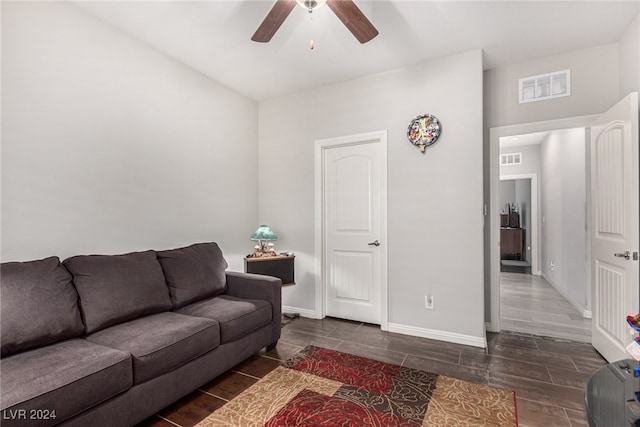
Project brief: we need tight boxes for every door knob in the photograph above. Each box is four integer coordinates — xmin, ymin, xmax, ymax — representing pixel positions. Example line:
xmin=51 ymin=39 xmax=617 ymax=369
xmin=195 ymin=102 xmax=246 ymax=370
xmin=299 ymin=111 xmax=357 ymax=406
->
xmin=614 ymin=251 xmax=631 ymax=260
xmin=368 ymin=240 xmax=381 ymax=247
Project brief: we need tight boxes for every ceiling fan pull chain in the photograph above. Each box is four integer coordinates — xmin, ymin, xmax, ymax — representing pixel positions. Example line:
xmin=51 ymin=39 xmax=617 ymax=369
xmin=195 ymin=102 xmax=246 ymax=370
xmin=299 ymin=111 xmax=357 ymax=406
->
xmin=308 ymin=3 xmax=315 ymax=50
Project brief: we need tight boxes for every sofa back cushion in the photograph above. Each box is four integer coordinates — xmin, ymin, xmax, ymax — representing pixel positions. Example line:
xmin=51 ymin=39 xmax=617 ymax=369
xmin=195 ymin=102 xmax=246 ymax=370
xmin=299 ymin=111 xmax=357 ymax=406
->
xmin=63 ymin=250 xmax=172 ymax=334
xmin=1 ymin=257 xmax=85 ymax=356
xmin=157 ymin=242 xmax=228 ymax=309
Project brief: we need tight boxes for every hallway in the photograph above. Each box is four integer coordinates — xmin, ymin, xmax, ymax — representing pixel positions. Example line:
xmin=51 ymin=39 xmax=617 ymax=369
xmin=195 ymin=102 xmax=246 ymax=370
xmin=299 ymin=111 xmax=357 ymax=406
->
xmin=500 ymin=272 xmax=591 ymax=343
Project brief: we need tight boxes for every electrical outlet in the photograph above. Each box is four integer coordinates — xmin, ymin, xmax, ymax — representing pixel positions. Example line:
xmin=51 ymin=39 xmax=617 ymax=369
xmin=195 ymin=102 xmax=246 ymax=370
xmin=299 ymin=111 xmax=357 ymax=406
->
xmin=550 ymin=261 xmax=555 ymax=271
xmin=425 ymin=295 xmax=434 ymax=310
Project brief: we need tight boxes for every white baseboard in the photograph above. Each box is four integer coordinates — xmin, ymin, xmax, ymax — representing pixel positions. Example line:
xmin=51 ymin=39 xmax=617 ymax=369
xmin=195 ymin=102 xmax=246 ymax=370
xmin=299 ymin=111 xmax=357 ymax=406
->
xmin=541 ymin=273 xmax=591 ymax=318
xmin=387 ymin=322 xmax=486 ymax=348
xmin=282 ymin=306 xmax=321 ymax=319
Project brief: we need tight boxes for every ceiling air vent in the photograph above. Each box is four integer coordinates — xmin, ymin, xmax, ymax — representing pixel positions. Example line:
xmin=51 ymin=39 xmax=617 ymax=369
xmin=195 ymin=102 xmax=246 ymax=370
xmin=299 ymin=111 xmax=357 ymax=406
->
xmin=500 ymin=153 xmax=522 ymax=166
xmin=519 ymin=69 xmax=570 ymax=104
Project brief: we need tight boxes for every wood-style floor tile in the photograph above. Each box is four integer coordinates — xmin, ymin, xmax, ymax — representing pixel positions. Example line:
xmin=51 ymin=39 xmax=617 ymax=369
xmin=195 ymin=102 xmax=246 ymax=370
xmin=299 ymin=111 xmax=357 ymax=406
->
xmin=403 ymin=354 xmax=490 ymax=385
xmin=460 ymin=350 xmax=552 ymax=382
xmin=334 ymin=340 xmax=406 ymax=365
xmin=157 ymin=391 xmax=226 ymax=427
xmin=486 ymin=331 xmax=540 ymax=351
xmin=286 ymin=316 xmax=360 ymax=335
xmin=547 ymin=366 xmax=592 ymax=389
xmin=534 ymin=337 xmax=595 ymax=355
xmin=515 ymin=398 xmax=572 ymax=427
xmin=500 ymin=272 xmax=592 ymax=343
xmin=489 ymin=371 xmax=585 ymax=412
xmin=412 ymin=335 xmax=485 ymax=354
xmin=280 ymin=328 xmax=343 ymax=349
xmin=135 ymin=415 xmax=177 ymax=427
xmin=261 ymin=341 xmax=300 ymax=361
xmin=384 ymin=336 xmax=462 ymax=365
xmin=231 ymin=354 xmax=282 ymax=378
xmin=569 ymin=352 xmax=609 ymax=374
xmin=327 ymin=327 xmax=396 ymax=348
xmin=488 ymin=343 xmax=578 ymax=371
xmin=565 ymin=408 xmax=590 ymax=427
xmin=199 ymin=371 xmax=258 ymax=401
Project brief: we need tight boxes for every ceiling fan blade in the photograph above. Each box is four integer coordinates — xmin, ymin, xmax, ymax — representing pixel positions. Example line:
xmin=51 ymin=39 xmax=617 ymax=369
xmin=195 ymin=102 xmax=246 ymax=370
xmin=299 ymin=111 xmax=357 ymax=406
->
xmin=251 ymin=0 xmax=297 ymax=43
xmin=326 ymin=0 xmax=378 ymax=44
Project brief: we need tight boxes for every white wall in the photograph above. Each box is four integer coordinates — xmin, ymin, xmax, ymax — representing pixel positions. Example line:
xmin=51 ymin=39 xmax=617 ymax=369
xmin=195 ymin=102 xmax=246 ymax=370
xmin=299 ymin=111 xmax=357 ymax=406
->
xmin=259 ymin=50 xmax=485 ymax=343
xmin=619 ymin=13 xmax=640 ymax=97
xmin=1 ymin=2 xmax=258 ymax=269
xmin=499 ymin=144 xmax=542 ymax=177
xmin=499 ymin=181 xmax=516 ymax=212
xmin=485 ymin=43 xmax=620 ymax=128
xmin=540 ymin=128 xmax=589 ymax=313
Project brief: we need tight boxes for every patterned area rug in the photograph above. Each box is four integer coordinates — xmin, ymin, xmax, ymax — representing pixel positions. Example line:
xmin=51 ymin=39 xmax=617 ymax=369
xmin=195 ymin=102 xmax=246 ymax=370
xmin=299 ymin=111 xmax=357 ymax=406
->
xmin=196 ymin=345 xmax=518 ymax=426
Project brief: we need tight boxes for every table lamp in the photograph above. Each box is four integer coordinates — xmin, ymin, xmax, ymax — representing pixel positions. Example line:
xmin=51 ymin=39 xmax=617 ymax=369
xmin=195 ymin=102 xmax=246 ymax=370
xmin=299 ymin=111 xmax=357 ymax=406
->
xmin=250 ymin=225 xmax=277 ymax=257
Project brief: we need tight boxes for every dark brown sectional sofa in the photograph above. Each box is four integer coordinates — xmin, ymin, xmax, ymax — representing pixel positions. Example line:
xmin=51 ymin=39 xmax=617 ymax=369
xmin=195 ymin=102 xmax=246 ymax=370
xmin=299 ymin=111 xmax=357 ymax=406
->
xmin=0 ymin=242 xmax=282 ymax=427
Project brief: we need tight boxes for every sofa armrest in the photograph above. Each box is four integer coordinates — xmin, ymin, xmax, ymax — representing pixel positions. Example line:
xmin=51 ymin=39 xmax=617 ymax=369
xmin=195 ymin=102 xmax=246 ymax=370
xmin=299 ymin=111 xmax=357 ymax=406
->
xmin=225 ymin=272 xmax=282 ymax=346
xmin=226 ymin=271 xmax=281 ymax=301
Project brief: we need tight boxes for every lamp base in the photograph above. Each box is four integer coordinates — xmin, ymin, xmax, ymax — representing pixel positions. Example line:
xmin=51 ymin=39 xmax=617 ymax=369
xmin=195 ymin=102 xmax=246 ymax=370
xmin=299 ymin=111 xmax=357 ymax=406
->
xmin=251 ymin=240 xmax=277 ymax=258
xmin=251 ymin=249 xmax=277 ymax=258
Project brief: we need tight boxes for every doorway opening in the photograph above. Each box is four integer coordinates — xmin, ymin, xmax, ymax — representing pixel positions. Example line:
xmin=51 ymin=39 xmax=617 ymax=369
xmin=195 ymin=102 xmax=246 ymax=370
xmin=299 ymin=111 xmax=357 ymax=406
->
xmin=499 ymin=175 xmax=536 ymax=275
xmin=489 ymin=116 xmax=597 ymax=343
xmin=498 ymin=132 xmax=591 ymax=341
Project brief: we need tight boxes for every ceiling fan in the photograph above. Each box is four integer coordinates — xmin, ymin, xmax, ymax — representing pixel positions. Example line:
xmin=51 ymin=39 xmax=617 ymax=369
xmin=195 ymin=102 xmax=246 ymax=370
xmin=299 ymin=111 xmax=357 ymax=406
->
xmin=251 ymin=0 xmax=379 ymax=44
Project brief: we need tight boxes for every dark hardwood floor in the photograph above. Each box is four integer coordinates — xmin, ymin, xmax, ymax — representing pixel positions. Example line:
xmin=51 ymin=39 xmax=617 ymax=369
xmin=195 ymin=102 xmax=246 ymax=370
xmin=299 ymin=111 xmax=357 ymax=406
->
xmin=136 ymin=317 xmax=606 ymax=427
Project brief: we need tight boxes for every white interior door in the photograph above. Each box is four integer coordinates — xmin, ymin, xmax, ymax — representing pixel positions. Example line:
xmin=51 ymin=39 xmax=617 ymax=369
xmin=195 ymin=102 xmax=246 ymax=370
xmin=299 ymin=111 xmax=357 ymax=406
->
xmin=323 ymin=140 xmax=384 ymax=324
xmin=590 ymin=92 xmax=639 ymax=362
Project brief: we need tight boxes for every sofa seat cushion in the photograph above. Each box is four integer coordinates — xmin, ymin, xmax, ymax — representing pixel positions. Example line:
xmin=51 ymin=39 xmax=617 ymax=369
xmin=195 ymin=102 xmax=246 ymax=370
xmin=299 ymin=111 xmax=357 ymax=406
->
xmin=176 ymin=295 xmax=272 ymax=344
xmin=157 ymin=242 xmax=229 ymax=309
xmin=1 ymin=257 xmax=84 ymax=356
xmin=86 ymin=312 xmax=219 ymax=384
xmin=0 ymin=339 xmax=131 ymax=425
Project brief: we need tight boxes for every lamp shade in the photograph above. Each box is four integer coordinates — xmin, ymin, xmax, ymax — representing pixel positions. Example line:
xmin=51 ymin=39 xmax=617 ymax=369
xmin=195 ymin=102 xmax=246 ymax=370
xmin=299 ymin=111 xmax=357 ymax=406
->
xmin=250 ymin=225 xmax=277 ymax=241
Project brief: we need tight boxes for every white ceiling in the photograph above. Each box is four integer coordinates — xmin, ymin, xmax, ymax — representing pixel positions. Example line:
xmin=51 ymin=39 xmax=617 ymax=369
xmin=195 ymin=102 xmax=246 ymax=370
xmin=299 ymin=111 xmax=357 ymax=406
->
xmin=500 ymin=131 xmax=549 ymax=148
xmin=73 ymin=0 xmax=639 ymax=101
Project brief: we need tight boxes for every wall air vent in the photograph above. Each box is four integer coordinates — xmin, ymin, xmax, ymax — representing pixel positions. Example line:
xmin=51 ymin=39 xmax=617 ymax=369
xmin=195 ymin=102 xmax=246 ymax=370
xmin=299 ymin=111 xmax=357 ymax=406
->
xmin=500 ymin=153 xmax=522 ymax=166
xmin=519 ymin=69 xmax=570 ymax=104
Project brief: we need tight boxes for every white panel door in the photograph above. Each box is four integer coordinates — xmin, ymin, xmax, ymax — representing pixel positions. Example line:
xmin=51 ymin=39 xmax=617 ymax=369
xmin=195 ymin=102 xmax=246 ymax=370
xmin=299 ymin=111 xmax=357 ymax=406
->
xmin=591 ymin=92 xmax=639 ymax=362
xmin=324 ymin=141 xmax=382 ymax=324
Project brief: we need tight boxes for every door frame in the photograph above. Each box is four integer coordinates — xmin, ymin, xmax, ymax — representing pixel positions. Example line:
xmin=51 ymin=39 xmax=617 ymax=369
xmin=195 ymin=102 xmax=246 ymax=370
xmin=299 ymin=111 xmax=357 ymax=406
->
xmin=499 ymin=173 xmax=539 ymax=275
xmin=488 ymin=115 xmax=597 ymax=332
xmin=314 ymin=130 xmax=388 ymax=330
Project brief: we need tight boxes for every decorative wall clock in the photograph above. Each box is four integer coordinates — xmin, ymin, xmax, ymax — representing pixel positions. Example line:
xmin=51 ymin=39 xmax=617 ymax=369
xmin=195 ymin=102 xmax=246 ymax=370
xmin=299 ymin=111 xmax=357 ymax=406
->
xmin=407 ymin=114 xmax=442 ymax=153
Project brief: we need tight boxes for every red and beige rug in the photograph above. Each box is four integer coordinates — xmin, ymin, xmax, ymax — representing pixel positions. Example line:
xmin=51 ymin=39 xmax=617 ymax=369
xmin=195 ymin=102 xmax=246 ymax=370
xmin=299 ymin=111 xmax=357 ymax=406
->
xmin=197 ymin=345 xmax=518 ymax=426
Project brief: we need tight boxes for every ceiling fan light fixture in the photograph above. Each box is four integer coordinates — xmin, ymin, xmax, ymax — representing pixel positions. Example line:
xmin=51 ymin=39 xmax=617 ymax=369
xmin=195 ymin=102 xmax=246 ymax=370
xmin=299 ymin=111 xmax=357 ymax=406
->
xmin=296 ymin=0 xmax=327 ymax=12
xmin=252 ymin=0 xmax=378 ymax=44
